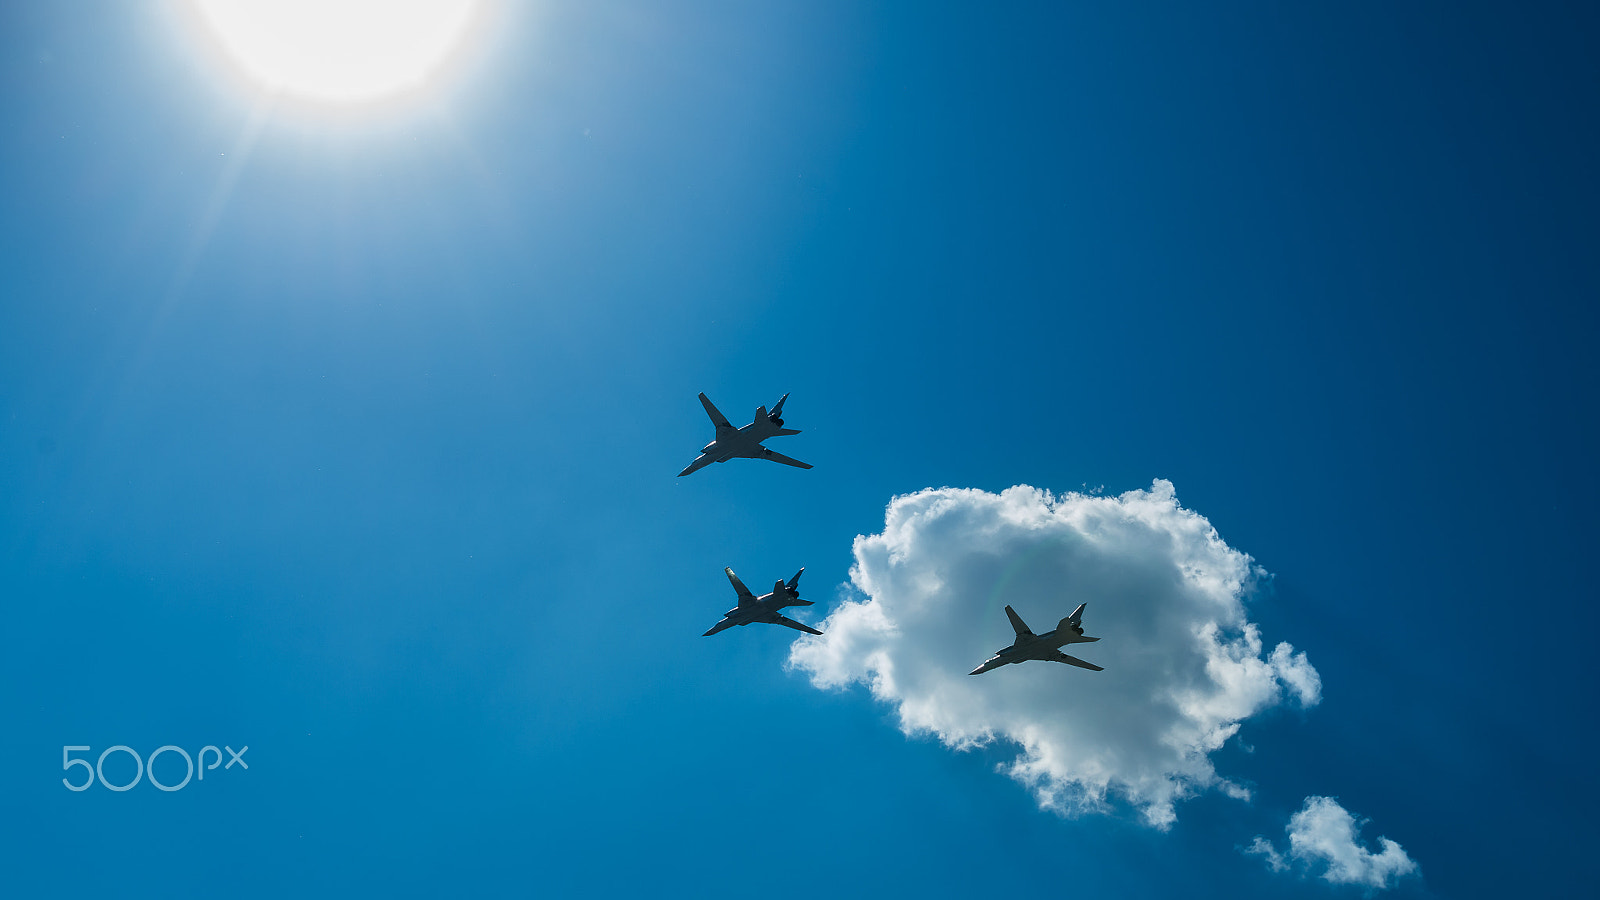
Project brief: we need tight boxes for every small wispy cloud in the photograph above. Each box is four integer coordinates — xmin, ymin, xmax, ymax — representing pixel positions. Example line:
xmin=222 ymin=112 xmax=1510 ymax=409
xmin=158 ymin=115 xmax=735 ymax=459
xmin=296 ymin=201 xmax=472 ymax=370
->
xmin=1244 ymin=835 xmax=1288 ymax=872
xmin=787 ymin=480 xmax=1318 ymax=828
xmin=1248 ymin=796 xmax=1419 ymax=890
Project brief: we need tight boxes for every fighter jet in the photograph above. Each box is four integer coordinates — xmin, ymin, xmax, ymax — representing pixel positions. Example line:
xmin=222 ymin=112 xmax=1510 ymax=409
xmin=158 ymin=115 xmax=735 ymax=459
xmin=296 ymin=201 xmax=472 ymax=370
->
xmin=678 ymin=392 xmax=811 ymax=477
xmin=702 ymin=566 xmax=822 ymax=637
xmin=968 ymin=603 xmax=1102 ymax=675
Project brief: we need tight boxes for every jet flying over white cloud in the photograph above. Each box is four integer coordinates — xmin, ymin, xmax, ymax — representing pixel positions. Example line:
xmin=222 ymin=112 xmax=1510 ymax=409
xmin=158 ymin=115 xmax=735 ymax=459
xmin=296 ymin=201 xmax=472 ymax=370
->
xmin=789 ymin=480 xmax=1319 ymax=828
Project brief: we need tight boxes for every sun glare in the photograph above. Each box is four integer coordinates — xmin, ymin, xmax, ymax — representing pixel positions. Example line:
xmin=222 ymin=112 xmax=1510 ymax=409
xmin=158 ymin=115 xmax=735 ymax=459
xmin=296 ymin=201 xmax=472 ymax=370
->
xmin=192 ymin=0 xmax=482 ymax=104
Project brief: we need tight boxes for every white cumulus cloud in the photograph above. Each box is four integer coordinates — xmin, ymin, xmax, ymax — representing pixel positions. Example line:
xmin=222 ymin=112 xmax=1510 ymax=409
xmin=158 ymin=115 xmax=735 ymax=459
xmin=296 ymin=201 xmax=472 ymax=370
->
xmin=1249 ymin=796 xmax=1418 ymax=889
xmin=788 ymin=480 xmax=1318 ymax=828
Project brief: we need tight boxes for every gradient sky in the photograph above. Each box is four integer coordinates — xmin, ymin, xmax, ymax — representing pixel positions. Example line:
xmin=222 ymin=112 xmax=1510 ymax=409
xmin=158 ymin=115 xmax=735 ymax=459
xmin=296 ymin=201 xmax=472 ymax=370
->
xmin=3 ymin=2 xmax=1597 ymax=897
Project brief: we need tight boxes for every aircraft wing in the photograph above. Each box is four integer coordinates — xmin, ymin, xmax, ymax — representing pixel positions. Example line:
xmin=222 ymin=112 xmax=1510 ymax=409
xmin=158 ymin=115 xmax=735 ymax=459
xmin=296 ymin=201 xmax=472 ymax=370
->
xmin=772 ymin=614 xmax=822 ymax=636
xmin=725 ymin=567 xmax=756 ymax=605
xmin=1004 ymin=605 xmax=1033 ymax=636
xmin=758 ymin=447 xmax=813 ymax=469
xmin=699 ymin=393 xmax=735 ymax=434
xmin=1048 ymin=649 xmax=1103 ymax=671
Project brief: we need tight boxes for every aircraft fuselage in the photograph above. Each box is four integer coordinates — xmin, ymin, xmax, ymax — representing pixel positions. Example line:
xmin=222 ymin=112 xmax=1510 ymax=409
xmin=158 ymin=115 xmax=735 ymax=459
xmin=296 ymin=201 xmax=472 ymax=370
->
xmin=679 ymin=393 xmax=809 ymax=477
xmin=703 ymin=585 xmax=814 ymax=635
xmin=978 ymin=628 xmax=1090 ymax=666
xmin=969 ymin=608 xmax=1102 ymax=675
xmin=700 ymin=416 xmax=787 ymax=460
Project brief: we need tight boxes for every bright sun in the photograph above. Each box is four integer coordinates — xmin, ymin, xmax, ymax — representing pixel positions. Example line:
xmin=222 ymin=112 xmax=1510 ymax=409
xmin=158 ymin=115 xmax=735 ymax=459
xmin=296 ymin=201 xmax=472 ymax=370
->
xmin=193 ymin=0 xmax=482 ymax=104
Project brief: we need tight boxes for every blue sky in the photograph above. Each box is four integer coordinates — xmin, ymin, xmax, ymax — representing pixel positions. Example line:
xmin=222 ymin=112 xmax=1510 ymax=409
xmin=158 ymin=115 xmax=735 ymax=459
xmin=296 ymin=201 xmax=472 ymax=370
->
xmin=3 ymin=2 xmax=1597 ymax=896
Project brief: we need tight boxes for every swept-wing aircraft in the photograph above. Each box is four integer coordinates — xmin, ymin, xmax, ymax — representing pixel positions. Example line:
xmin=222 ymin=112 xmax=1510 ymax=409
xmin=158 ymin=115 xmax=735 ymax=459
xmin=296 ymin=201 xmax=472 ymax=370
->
xmin=703 ymin=566 xmax=822 ymax=637
xmin=968 ymin=603 xmax=1102 ymax=675
xmin=678 ymin=392 xmax=811 ymax=477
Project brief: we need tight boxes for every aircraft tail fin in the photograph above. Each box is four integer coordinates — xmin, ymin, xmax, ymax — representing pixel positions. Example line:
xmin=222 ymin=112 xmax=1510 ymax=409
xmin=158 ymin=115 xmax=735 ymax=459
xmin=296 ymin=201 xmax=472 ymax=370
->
xmin=785 ymin=568 xmax=811 ymax=604
xmin=768 ymin=393 xmax=795 ymax=429
xmin=1057 ymin=603 xmax=1088 ymax=633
